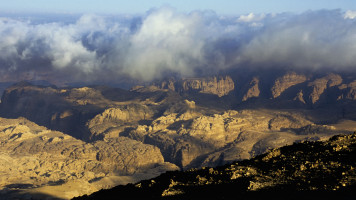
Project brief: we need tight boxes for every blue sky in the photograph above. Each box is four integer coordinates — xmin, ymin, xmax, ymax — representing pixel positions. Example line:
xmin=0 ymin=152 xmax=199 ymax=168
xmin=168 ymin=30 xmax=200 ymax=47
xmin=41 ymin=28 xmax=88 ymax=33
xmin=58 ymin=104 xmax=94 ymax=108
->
xmin=1 ymin=0 xmax=356 ymax=15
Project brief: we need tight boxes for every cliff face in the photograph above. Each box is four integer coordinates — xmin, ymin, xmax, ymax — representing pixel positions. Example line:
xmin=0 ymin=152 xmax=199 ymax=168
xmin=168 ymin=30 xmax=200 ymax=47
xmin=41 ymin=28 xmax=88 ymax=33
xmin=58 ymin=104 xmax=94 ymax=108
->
xmin=148 ymin=71 xmax=356 ymax=107
xmin=337 ymin=80 xmax=356 ymax=101
xmin=271 ymin=72 xmax=307 ymax=98
xmin=0 ymin=78 xmax=353 ymax=173
xmin=182 ymin=76 xmax=235 ymax=97
xmin=307 ymin=73 xmax=343 ymax=104
xmin=126 ymin=109 xmax=340 ymax=169
xmin=2 ymin=70 xmax=356 ymax=199
xmin=242 ymin=77 xmax=260 ymax=101
xmin=152 ymin=76 xmax=235 ymax=97
xmin=87 ymin=105 xmax=154 ymax=140
xmin=0 ymin=84 xmax=108 ymax=140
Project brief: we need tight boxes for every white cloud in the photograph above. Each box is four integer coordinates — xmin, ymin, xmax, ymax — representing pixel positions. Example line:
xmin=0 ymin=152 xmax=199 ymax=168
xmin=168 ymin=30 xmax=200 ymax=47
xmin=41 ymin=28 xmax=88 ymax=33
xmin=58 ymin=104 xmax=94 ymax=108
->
xmin=237 ymin=13 xmax=265 ymax=22
xmin=239 ymin=10 xmax=356 ymax=70
xmin=344 ymin=10 xmax=356 ymax=19
xmin=0 ymin=9 xmax=355 ymax=84
xmin=121 ymin=7 xmax=205 ymax=80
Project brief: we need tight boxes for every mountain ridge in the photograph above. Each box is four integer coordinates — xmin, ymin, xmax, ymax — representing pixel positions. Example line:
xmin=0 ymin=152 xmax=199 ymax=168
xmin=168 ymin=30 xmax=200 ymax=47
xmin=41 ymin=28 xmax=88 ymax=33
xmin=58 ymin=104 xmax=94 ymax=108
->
xmin=72 ymin=132 xmax=356 ymax=200
xmin=1 ymin=69 xmax=356 ymax=198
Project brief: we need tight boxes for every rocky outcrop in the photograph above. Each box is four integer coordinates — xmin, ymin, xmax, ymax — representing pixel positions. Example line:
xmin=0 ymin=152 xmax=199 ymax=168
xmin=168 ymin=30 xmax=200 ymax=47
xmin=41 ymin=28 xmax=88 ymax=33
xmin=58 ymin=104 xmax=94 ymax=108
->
xmin=337 ymin=80 xmax=356 ymax=100
xmin=345 ymin=81 xmax=356 ymax=100
xmin=149 ymin=76 xmax=235 ymax=97
xmin=0 ymin=117 xmax=177 ymax=199
xmin=268 ymin=114 xmax=312 ymax=131
xmin=0 ymin=83 xmax=111 ymax=140
xmin=73 ymin=132 xmax=356 ymax=200
xmin=90 ymin=105 xmax=153 ymax=123
xmin=181 ymin=76 xmax=235 ymax=97
xmin=2 ymin=74 xmax=356 ymax=199
xmin=157 ymin=79 xmax=176 ymax=91
xmin=308 ymin=73 xmax=342 ymax=104
xmin=126 ymin=109 xmax=341 ymax=169
xmin=87 ymin=105 xmax=154 ymax=139
xmin=293 ymin=90 xmax=306 ymax=104
xmin=271 ymin=72 xmax=307 ymax=98
xmin=242 ymin=77 xmax=260 ymax=101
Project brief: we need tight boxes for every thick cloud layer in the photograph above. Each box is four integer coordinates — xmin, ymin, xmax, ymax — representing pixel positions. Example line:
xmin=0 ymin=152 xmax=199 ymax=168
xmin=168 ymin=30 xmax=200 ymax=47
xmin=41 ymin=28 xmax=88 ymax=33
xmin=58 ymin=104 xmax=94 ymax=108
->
xmin=0 ymin=8 xmax=356 ymax=84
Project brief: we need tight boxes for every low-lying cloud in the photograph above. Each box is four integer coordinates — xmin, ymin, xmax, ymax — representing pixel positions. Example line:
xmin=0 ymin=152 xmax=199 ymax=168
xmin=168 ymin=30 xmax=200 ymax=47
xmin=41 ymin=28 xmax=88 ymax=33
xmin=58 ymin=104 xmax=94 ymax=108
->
xmin=0 ymin=8 xmax=356 ymax=84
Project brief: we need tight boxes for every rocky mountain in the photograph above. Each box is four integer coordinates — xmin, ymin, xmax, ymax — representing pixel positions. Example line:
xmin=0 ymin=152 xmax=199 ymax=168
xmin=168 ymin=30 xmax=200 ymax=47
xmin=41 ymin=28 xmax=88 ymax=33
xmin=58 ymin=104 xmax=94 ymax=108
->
xmin=0 ymin=117 xmax=178 ymax=199
xmin=148 ymin=76 xmax=235 ymax=97
xmin=1 ymin=69 xmax=356 ymax=199
xmin=132 ymin=70 xmax=356 ymax=110
xmin=125 ymin=109 xmax=341 ymax=169
xmin=73 ymin=132 xmax=356 ymax=200
xmin=242 ymin=77 xmax=260 ymax=101
xmin=271 ymin=72 xmax=308 ymax=98
xmin=2 ymin=80 xmax=349 ymax=171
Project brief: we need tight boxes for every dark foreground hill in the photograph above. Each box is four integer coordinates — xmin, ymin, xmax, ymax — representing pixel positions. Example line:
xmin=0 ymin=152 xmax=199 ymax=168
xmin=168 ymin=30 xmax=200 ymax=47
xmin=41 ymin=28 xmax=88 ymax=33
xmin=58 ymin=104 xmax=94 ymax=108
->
xmin=73 ymin=132 xmax=356 ymax=200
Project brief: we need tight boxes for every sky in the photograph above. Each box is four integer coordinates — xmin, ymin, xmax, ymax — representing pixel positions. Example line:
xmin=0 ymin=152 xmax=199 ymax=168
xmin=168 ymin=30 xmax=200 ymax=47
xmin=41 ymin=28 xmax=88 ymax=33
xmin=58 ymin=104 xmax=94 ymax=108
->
xmin=0 ymin=1 xmax=356 ymax=85
xmin=1 ymin=0 xmax=356 ymax=15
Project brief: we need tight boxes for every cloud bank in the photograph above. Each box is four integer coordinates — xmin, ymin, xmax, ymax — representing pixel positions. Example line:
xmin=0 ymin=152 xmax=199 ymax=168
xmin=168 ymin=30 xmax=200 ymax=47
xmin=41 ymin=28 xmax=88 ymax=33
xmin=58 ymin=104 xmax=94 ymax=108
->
xmin=0 ymin=8 xmax=356 ymax=84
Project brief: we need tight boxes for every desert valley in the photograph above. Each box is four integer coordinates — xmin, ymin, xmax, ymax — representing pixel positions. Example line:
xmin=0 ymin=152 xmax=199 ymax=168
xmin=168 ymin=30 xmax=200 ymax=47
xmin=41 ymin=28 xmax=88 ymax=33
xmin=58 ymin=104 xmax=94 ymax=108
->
xmin=0 ymin=4 xmax=356 ymax=199
xmin=1 ymin=69 xmax=356 ymax=199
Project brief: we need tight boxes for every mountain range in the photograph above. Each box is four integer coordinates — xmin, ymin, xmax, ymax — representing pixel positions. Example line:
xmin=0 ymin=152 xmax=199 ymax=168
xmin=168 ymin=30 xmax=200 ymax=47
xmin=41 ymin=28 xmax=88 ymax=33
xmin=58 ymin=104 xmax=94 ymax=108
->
xmin=1 ymin=69 xmax=356 ymax=199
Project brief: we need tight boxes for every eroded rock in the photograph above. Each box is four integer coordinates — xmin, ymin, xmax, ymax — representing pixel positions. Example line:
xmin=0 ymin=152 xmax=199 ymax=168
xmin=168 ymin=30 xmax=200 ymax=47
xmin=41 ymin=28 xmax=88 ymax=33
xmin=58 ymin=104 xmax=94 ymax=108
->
xmin=271 ymin=72 xmax=307 ymax=98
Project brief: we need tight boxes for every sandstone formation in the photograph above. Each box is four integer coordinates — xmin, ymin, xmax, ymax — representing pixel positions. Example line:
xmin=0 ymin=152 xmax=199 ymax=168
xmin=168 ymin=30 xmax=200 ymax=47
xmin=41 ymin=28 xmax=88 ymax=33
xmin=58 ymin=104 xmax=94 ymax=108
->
xmin=87 ymin=104 xmax=154 ymax=140
xmin=0 ymin=81 xmax=350 ymax=173
xmin=337 ymin=80 xmax=356 ymax=100
xmin=158 ymin=79 xmax=176 ymax=91
xmin=73 ymin=132 xmax=356 ymax=200
xmin=345 ymin=81 xmax=356 ymax=100
xmin=181 ymin=76 xmax=235 ymax=97
xmin=143 ymin=71 xmax=356 ymax=108
xmin=149 ymin=76 xmax=235 ymax=97
xmin=2 ymin=70 xmax=356 ymax=199
xmin=268 ymin=114 xmax=311 ymax=131
xmin=0 ymin=83 xmax=107 ymax=140
xmin=307 ymin=73 xmax=342 ymax=104
xmin=293 ymin=90 xmax=306 ymax=104
xmin=125 ymin=109 xmax=342 ymax=169
xmin=242 ymin=77 xmax=260 ymax=101
xmin=0 ymin=117 xmax=177 ymax=199
xmin=271 ymin=72 xmax=307 ymax=98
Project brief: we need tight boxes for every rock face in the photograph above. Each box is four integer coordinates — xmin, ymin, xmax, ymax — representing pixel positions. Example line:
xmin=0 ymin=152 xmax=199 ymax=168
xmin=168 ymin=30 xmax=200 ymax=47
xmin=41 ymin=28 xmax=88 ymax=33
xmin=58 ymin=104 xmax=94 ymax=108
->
xmin=158 ymin=79 xmax=176 ymax=91
xmin=271 ymin=72 xmax=307 ymax=98
xmin=181 ymin=76 xmax=235 ymax=97
xmin=293 ymin=90 xmax=306 ymax=104
xmin=0 ymin=81 xmax=350 ymax=173
xmin=0 ymin=83 xmax=107 ymax=140
xmin=126 ymin=109 xmax=340 ymax=169
xmin=268 ymin=114 xmax=311 ymax=131
xmin=87 ymin=105 xmax=154 ymax=140
xmin=337 ymin=80 xmax=356 ymax=100
xmin=0 ymin=117 xmax=177 ymax=199
xmin=242 ymin=77 xmax=260 ymax=101
xmin=73 ymin=132 xmax=356 ymax=200
xmin=345 ymin=81 xmax=356 ymax=100
xmin=151 ymin=76 xmax=235 ymax=97
xmin=2 ymin=70 xmax=356 ymax=199
xmin=307 ymin=73 xmax=343 ymax=104
xmin=146 ymin=71 xmax=356 ymax=107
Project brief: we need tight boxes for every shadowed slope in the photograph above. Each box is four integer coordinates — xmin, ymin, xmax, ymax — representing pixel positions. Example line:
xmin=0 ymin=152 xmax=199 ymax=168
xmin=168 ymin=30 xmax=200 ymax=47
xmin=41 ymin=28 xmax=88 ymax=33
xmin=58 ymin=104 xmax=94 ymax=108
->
xmin=73 ymin=132 xmax=356 ymax=200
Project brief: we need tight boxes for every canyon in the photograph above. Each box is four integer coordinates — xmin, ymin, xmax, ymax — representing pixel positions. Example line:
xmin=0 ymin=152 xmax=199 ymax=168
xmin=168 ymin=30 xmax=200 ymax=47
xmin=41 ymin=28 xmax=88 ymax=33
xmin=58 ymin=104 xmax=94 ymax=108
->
xmin=1 ymin=69 xmax=356 ymax=199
